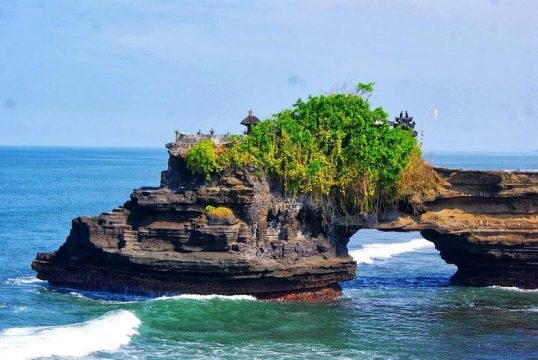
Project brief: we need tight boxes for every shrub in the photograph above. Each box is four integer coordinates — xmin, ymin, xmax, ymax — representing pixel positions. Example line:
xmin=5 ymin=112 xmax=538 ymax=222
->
xmin=206 ymin=206 xmax=234 ymax=218
xmin=217 ymin=135 xmax=255 ymax=170
xmin=204 ymin=205 xmax=216 ymax=214
xmin=396 ymin=146 xmax=442 ymax=206
xmin=185 ymin=139 xmax=219 ymax=180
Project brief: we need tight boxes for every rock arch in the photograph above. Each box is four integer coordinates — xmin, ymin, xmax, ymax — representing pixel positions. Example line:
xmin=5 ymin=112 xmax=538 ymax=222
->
xmin=33 ymin=145 xmax=538 ymax=301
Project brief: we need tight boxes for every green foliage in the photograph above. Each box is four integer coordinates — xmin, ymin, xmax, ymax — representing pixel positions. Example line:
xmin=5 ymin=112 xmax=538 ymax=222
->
xmin=217 ymin=136 xmax=255 ymax=170
xmin=206 ymin=206 xmax=234 ymax=218
xmin=356 ymin=82 xmax=375 ymax=99
xmin=204 ymin=205 xmax=216 ymax=214
xmin=185 ymin=139 xmax=219 ymax=180
xmin=186 ymin=137 xmax=255 ymax=180
xmin=239 ymin=86 xmax=417 ymax=215
xmin=396 ymin=145 xmax=442 ymax=205
xmin=185 ymin=82 xmax=431 ymax=218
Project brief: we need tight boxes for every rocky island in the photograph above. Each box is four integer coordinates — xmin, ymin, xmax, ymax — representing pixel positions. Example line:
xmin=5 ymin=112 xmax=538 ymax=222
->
xmin=32 ymin=86 xmax=538 ymax=300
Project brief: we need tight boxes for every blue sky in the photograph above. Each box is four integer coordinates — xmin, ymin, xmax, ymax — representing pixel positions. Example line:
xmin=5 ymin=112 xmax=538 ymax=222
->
xmin=0 ymin=0 xmax=536 ymax=151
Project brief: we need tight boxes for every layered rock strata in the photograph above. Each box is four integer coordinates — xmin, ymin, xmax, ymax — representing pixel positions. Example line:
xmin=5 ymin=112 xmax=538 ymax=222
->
xmin=378 ymin=169 xmax=538 ymax=288
xmin=32 ymin=142 xmax=356 ymax=301
xmin=33 ymin=141 xmax=538 ymax=299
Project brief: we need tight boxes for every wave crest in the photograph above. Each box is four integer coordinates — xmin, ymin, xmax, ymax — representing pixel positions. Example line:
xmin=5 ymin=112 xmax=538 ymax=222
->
xmin=0 ymin=310 xmax=140 ymax=359
xmin=488 ymin=286 xmax=538 ymax=293
xmin=349 ymin=238 xmax=433 ymax=265
xmin=5 ymin=277 xmax=46 ymax=286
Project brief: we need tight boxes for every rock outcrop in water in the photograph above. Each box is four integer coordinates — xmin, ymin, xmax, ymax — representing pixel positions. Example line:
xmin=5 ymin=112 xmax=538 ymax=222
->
xmin=378 ymin=168 xmax=538 ymax=289
xmin=32 ymin=140 xmax=356 ymax=301
xmin=32 ymin=139 xmax=538 ymax=300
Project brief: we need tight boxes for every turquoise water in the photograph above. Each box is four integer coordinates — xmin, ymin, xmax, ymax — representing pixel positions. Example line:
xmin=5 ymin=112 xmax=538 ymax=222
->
xmin=0 ymin=147 xmax=537 ymax=359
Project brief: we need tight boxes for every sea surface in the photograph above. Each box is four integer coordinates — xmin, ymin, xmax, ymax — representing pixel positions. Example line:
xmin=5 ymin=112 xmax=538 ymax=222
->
xmin=0 ymin=147 xmax=537 ymax=359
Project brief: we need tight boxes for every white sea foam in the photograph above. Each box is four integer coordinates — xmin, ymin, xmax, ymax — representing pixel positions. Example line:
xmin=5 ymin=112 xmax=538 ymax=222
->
xmin=508 ymin=307 xmax=538 ymax=313
xmin=5 ymin=277 xmax=46 ymax=286
xmin=349 ymin=238 xmax=434 ymax=265
xmin=502 ymin=169 xmax=538 ymax=172
xmin=154 ymin=294 xmax=256 ymax=301
xmin=12 ymin=306 xmax=29 ymax=314
xmin=71 ymin=292 xmax=256 ymax=303
xmin=0 ymin=310 xmax=140 ymax=360
xmin=487 ymin=286 xmax=538 ymax=293
xmin=66 ymin=291 xmax=140 ymax=304
xmin=69 ymin=291 xmax=86 ymax=299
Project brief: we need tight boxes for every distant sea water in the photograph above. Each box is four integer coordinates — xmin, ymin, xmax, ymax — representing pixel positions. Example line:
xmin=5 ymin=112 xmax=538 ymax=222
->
xmin=424 ymin=151 xmax=538 ymax=171
xmin=0 ymin=147 xmax=537 ymax=359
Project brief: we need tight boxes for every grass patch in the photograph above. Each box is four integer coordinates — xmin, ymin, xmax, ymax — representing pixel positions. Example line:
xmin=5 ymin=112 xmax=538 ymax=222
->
xmin=205 ymin=206 xmax=234 ymax=218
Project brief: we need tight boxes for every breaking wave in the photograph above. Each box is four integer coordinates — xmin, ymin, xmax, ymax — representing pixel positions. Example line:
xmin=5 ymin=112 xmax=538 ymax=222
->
xmin=65 ymin=291 xmax=142 ymax=304
xmin=154 ymin=294 xmax=256 ymax=301
xmin=349 ymin=238 xmax=434 ymax=265
xmin=68 ymin=291 xmax=256 ymax=303
xmin=0 ymin=310 xmax=140 ymax=359
xmin=5 ymin=277 xmax=46 ymax=286
xmin=488 ymin=286 xmax=538 ymax=293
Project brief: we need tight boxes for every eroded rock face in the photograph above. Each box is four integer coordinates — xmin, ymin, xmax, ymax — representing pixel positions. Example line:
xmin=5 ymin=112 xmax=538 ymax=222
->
xmin=32 ymin=145 xmax=356 ymax=301
xmin=32 ymin=144 xmax=538 ymax=300
xmin=376 ymin=169 xmax=538 ymax=289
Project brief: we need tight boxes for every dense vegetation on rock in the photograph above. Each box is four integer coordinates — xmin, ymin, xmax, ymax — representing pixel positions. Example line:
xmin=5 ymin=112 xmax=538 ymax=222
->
xmin=185 ymin=83 xmax=438 ymax=217
xmin=185 ymin=139 xmax=220 ymax=180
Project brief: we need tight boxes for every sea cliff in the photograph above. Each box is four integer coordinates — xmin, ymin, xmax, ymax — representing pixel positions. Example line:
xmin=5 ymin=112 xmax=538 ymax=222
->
xmin=381 ymin=168 xmax=538 ymax=289
xmin=32 ymin=140 xmax=356 ymax=301
xmin=32 ymin=140 xmax=538 ymax=300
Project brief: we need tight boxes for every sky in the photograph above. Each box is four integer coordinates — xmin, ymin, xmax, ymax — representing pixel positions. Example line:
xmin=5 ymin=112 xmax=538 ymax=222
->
xmin=0 ymin=0 xmax=537 ymax=152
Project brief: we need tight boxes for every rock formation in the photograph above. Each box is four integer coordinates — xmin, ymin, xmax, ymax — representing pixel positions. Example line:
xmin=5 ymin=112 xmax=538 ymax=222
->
xmin=32 ymin=140 xmax=356 ymax=301
xmin=32 ymin=139 xmax=538 ymax=300
xmin=379 ymin=168 xmax=538 ymax=289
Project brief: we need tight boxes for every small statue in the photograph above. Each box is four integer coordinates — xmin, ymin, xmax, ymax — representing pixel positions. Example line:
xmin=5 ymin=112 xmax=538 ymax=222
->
xmin=209 ymin=128 xmax=215 ymax=137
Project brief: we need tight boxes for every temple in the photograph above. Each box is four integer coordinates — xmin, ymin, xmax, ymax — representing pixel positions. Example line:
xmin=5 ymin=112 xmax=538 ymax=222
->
xmin=240 ymin=110 xmax=260 ymax=134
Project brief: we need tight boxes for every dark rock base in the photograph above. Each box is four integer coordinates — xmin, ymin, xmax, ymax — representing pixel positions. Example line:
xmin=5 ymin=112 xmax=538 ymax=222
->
xmin=421 ymin=230 xmax=538 ymax=289
xmin=256 ymin=284 xmax=342 ymax=302
xmin=450 ymin=267 xmax=538 ymax=289
xmin=33 ymin=253 xmax=354 ymax=301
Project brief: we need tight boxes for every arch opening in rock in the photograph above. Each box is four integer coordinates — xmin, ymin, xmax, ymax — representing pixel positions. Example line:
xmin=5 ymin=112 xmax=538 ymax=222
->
xmin=32 ymin=147 xmax=538 ymax=300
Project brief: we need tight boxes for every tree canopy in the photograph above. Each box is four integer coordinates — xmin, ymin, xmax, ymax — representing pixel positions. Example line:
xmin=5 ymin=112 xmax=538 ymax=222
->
xmin=185 ymin=83 xmax=437 ymax=217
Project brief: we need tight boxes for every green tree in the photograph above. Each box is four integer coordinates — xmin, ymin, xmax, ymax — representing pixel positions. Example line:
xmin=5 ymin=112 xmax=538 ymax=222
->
xmin=185 ymin=139 xmax=219 ymax=180
xmin=184 ymin=82 xmax=434 ymax=218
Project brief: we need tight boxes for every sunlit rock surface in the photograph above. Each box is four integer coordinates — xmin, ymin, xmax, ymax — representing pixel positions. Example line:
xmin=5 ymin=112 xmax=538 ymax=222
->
xmin=32 ymin=141 xmax=355 ymax=301
xmin=33 ymin=141 xmax=538 ymax=300
xmin=376 ymin=168 xmax=538 ymax=289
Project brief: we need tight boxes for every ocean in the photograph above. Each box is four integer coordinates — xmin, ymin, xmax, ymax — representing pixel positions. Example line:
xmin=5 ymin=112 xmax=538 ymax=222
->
xmin=0 ymin=147 xmax=537 ymax=359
